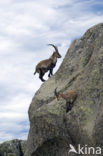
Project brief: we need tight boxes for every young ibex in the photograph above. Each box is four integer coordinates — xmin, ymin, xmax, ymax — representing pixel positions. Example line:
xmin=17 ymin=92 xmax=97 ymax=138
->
xmin=34 ymin=44 xmax=61 ymax=82
xmin=54 ymin=88 xmax=77 ymax=113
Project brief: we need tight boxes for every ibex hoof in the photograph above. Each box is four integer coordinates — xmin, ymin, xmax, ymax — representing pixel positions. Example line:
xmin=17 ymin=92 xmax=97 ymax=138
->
xmin=42 ymin=79 xmax=45 ymax=82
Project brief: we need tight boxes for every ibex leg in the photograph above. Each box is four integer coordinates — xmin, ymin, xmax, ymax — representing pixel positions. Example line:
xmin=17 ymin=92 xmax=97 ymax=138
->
xmin=39 ymin=68 xmax=45 ymax=82
xmin=48 ymin=68 xmax=53 ymax=77
xmin=66 ymin=102 xmax=72 ymax=113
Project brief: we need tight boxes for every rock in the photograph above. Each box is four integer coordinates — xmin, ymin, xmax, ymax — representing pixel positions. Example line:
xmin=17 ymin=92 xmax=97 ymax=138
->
xmin=0 ymin=139 xmax=26 ymax=156
xmin=24 ymin=23 xmax=103 ymax=156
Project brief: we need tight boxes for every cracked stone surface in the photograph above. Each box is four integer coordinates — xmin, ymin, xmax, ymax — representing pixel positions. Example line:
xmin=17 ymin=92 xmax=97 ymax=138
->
xmin=0 ymin=139 xmax=26 ymax=156
xmin=25 ymin=23 xmax=103 ymax=156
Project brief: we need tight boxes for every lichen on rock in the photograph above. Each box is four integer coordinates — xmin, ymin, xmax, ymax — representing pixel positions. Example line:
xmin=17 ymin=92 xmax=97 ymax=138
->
xmin=0 ymin=139 xmax=26 ymax=156
xmin=25 ymin=23 xmax=103 ymax=156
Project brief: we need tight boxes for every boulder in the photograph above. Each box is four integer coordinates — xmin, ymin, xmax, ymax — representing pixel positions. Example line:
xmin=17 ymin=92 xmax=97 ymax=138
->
xmin=0 ymin=139 xmax=26 ymax=156
xmin=25 ymin=23 xmax=103 ymax=156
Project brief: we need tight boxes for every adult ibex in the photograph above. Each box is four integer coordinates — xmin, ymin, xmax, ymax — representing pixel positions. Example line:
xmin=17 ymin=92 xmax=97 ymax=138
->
xmin=34 ymin=44 xmax=61 ymax=82
xmin=54 ymin=88 xmax=77 ymax=113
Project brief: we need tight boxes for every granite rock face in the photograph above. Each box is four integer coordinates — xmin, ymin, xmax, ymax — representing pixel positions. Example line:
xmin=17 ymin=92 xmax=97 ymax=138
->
xmin=25 ymin=23 xmax=103 ymax=156
xmin=0 ymin=139 xmax=26 ymax=156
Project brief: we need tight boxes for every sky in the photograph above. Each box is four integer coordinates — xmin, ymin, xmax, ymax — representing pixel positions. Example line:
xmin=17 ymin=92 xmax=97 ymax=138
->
xmin=0 ymin=0 xmax=103 ymax=143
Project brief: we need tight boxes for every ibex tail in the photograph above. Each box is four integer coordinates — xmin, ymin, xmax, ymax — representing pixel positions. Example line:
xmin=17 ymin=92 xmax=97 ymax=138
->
xmin=34 ymin=71 xmax=36 ymax=75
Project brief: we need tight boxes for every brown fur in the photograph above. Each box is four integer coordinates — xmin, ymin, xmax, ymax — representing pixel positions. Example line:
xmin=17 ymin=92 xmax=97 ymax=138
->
xmin=34 ymin=44 xmax=61 ymax=82
xmin=54 ymin=88 xmax=77 ymax=112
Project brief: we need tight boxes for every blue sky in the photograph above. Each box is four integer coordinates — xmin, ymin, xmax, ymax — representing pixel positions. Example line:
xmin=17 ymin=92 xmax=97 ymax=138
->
xmin=0 ymin=0 xmax=103 ymax=143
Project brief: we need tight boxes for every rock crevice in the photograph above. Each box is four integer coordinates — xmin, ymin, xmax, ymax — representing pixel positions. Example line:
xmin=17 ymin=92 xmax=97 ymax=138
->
xmin=0 ymin=139 xmax=26 ymax=156
xmin=25 ymin=23 xmax=103 ymax=156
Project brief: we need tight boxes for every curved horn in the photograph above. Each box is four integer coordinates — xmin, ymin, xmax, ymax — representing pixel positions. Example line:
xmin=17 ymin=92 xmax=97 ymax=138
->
xmin=48 ymin=44 xmax=58 ymax=53
xmin=54 ymin=88 xmax=59 ymax=98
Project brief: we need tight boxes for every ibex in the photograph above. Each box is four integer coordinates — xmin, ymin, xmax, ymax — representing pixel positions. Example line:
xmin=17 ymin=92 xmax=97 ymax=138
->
xmin=34 ymin=44 xmax=61 ymax=82
xmin=54 ymin=88 xmax=77 ymax=113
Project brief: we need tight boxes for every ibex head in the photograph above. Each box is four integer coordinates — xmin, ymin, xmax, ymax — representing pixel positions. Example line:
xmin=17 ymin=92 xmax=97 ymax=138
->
xmin=54 ymin=88 xmax=62 ymax=100
xmin=48 ymin=44 xmax=61 ymax=58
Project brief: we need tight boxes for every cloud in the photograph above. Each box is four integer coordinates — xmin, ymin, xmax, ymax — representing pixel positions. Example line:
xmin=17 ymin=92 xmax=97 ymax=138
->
xmin=0 ymin=0 xmax=103 ymax=142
